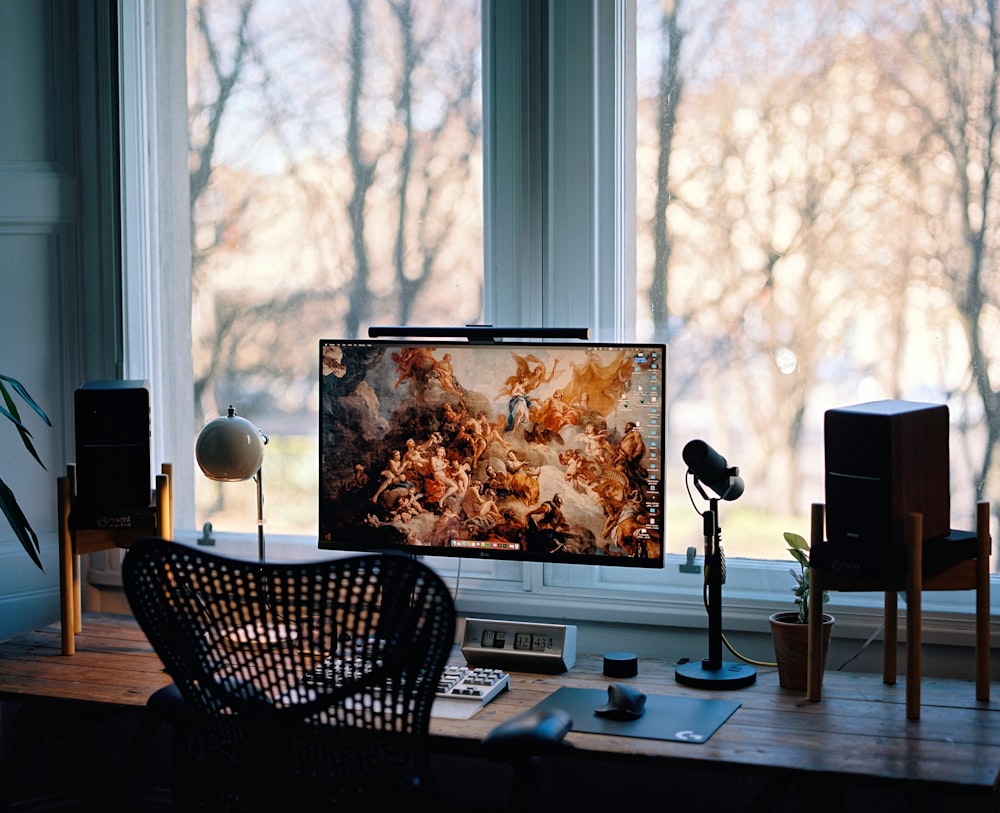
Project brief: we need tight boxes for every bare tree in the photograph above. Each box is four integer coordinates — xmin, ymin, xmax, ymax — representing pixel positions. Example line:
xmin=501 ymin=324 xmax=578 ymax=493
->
xmin=659 ymin=2 xmax=894 ymax=513
xmin=650 ymin=0 xmax=1000 ymax=524
xmin=342 ymin=0 xmax=378 ymax=339
xmin=871 ymin=0 xmax=1000 ymax=515
xmin=188 ymin=0 xmax=256 ymax=291
xmin=649 ymin=0 xmax=684 ymax=343
xmin=385 ymin=0 xmax=482 ymax=327
xmin=188 ymin=0 xmax=483 ymax=425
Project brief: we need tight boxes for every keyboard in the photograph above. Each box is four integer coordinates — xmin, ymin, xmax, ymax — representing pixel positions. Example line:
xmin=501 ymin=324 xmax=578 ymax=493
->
xmin=296 ymin=657 xmax=509 ymax=709
xmin=437 ymin=665 xmax=510 ymax=706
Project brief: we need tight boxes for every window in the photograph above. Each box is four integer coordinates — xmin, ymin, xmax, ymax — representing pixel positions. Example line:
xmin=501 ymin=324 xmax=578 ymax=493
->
xmin=175 ymin=0 xmax=998 ymax=634
xmin=187 ymin=0 xmax=484 ymax=536
xmin=636 ymin=0 xmax=997 ymax=571
xmin=630 ymin=0 xmax=997 ymax=629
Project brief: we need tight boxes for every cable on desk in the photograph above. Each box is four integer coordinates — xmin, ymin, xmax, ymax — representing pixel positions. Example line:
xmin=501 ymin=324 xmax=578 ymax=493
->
xmin=701 ymin=559 xmax=778 ymax=669
xmin=835 ymin=622 xmax=885 ymax=671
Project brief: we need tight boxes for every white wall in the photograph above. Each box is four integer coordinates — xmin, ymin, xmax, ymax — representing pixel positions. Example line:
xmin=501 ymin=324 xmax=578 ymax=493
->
xmin=0 ymin=0 xmax=192 ymax=638
xmin=0 ymin=1 xmax=85 ymax=634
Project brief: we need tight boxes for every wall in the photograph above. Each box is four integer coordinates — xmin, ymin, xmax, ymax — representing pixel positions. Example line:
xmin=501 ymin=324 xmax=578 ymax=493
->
xmin=0 ymin=0 xmax=86 ymax=636
xmin=0 ymin=0 xmax=192 ymax=639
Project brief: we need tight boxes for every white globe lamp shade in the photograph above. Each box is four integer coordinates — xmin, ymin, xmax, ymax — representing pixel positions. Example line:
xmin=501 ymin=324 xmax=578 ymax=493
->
xmin=196 ymin=405 xmax=266 ymax=482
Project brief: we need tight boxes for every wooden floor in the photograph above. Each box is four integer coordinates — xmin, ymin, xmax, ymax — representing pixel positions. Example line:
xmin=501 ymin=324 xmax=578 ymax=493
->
xmin=2 ymin=613 xmax=1000 ymax=811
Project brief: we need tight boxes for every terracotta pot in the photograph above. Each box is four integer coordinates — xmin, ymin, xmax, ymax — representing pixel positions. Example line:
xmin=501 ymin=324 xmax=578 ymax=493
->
xmin=769 ymin=611 xmax=835 ymax=691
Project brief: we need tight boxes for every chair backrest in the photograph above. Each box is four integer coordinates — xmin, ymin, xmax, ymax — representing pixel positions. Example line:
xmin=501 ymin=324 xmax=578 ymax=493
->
xmin=123 ymin=538 xmax=456 ymax=810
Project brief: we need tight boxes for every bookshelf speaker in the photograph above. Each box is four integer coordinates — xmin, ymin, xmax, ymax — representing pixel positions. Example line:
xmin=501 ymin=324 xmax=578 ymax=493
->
xmin=74 ymin=380 xmax=151 ymax=512
xmin=824 ymin=400 xmax=950 ymax=547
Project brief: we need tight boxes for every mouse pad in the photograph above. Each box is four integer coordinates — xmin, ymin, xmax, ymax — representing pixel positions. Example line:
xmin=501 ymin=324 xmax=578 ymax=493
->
xmin=530 ymin=687 xmax=740 ymax=743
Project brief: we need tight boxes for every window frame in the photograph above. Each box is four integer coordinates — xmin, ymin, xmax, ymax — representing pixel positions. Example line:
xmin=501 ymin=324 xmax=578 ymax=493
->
xmin=117 ymin=0 xmax=997 ymax=650
xmin=117 ymin=0 xmax=195 ymax=525
xmin=484 ymin=0 xmax=634 ymax=338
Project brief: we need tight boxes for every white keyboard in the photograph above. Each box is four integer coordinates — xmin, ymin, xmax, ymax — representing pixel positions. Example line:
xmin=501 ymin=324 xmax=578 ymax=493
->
xmin=294 ymin=657 xmax=510 ymax=719
xmin=436 ymin=665 xmax=510 ymax=706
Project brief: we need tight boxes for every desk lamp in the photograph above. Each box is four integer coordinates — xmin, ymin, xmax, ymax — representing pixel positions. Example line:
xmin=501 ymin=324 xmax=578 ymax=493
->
xmin=195 ymin=407 xmax=290 ymax=648
xmin=195 ymin=405 xmax=268 ymax=562
xmin=675 ymin=439 xmax=757 ymax=689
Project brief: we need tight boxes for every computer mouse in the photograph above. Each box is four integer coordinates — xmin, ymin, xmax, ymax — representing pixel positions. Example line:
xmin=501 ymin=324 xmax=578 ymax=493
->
xmin=594 ymin=682 xmax=646 ymax=721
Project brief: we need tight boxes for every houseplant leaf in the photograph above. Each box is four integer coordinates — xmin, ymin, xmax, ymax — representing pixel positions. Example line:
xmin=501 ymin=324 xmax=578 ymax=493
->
xmin=771 ymin=529 xmax=835 ymax=689
xmin=0 ymin=374 xmax=51 ymax=571
xmin=0 ymin=476 xmax=43 ymax=571
xmin=0 ymin=375 xmax=51 ymax=468
xmin=783 ymin=531 xmax=812 ymax=623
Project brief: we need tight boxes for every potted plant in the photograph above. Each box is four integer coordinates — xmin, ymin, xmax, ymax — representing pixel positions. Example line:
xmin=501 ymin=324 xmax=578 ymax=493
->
xmin=769 ymin=530 xmax=834 ymax=690
xmin=1 ymin=374 xmax=51 ymax=571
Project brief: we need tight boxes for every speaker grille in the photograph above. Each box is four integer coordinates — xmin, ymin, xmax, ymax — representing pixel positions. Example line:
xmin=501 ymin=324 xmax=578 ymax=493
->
xmin=74 ymin=381 xmax=151 ymax=511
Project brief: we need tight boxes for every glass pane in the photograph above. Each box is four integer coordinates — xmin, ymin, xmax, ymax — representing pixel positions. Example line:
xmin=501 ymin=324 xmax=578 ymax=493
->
xmin=637 ymin=0 xmax=994 ymax=562
xmin=188 ymin=0 xmax=483 ymax=537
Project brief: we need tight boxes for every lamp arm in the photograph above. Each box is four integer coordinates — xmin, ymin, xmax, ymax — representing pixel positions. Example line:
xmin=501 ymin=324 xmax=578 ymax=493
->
xmin=256 ymin=466 xmax=265 ymax=564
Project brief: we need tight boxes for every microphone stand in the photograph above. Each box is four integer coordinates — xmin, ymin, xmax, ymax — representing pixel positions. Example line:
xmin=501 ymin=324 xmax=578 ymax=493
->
xmin=675 ymin=491 xmax=757 ymax=689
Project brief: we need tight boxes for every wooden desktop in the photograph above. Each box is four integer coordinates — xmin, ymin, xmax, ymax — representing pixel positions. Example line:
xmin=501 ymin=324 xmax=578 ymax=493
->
xmin=1 ymin=613 xmax=998 ymax=810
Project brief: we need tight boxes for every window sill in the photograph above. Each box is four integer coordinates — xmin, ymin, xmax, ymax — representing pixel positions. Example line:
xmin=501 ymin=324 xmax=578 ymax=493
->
xmin=160 ymin=531 xmax=996 ymax=653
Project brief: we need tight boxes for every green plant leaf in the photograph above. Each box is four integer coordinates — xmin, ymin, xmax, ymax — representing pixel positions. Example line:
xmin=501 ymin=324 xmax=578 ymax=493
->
xmin=0 ymin=374 xmax=50 ymax=571
xmin=783 ymin=530 xmax=813 ymax=623
xmin=0 ymin=476 xmax=44 ymax=571
xmin=0 ymin=375 xmax=52 ymax=425
xmin=787 ymin=547 xmax=809 ymax=568
xmin=783 ymin=531 xmax=808 ymax=551
xmin=0 ymin=377 xmax=50 ymax=470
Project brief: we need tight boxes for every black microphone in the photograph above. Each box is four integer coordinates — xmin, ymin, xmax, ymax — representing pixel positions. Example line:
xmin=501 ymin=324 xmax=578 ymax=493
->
xmin=682 ymin=439 xmax=745 ymax=501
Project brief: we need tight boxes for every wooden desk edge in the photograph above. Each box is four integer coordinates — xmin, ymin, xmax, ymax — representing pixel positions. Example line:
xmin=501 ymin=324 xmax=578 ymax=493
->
xmin=2 ymin=614 xmax=998 ymax=800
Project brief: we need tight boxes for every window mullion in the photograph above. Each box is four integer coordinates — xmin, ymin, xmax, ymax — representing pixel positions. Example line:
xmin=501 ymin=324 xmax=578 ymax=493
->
xmin=118 ymin=0 xmax=194 ymax=525
xmin=483 ymin=0 xmax=546 ymax=326
xmin=483 ymin=0 xmax=636 ymax=335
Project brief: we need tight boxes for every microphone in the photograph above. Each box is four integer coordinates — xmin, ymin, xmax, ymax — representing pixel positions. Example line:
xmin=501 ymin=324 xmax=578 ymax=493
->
xmin=682 ymin=439 xmax=745 ymax=501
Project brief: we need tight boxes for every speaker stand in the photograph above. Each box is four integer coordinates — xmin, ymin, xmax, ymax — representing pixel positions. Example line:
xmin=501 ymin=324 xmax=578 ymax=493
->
xmin=58 ymin=462 xmax=173 ymax=655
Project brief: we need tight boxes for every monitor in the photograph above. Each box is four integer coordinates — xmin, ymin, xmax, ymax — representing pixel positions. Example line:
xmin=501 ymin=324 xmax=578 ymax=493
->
xmin=319 ymin=339 xmax=666 ymax=567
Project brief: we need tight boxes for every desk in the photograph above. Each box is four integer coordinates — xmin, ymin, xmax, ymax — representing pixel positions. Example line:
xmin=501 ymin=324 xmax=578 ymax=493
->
xmin=2 ymin=614 xmax=999 ymax=811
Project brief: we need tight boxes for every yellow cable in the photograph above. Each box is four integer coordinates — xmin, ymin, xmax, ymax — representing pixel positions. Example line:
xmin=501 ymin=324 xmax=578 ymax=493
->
xmin=701 ymin=561 xmax=777 ymax=669
xmin=722 ymin=630 xmax=776 ymax=668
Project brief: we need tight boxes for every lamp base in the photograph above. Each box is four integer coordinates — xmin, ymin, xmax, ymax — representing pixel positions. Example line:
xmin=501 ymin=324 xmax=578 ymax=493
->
xmin=675 ymin=659 xmax=757 ymax=689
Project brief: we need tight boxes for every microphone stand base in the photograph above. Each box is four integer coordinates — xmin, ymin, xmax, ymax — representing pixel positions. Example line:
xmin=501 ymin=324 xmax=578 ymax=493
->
xmin=675 ymin=660 xmax=757 ymax=690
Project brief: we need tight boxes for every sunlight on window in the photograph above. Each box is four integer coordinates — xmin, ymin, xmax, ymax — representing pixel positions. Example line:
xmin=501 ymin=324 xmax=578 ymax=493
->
xmin=187 ymin=0 xmax=483 ymax=537
xmin=188 ymin=0 xmax=998 ymax=572
xmin=636 ymin=0 xmax=996 ymax=561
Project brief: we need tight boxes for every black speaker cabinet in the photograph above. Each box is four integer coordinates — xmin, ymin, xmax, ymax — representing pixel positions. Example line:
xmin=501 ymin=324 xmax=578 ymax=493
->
xmin=824 ymin=400 xmax=949 ymax=547
xmin=74 ymin=380 xmax=151 ymax=512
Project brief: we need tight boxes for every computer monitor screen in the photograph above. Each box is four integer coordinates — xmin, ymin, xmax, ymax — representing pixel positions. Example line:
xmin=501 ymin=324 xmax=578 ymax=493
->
xmin=319 ymin=339 xmax=666 ymax=567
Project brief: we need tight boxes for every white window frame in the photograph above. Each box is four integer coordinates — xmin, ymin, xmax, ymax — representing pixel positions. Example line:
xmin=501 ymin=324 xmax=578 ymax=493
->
xmin=117 ymin=0 xmax=195 ymax=526
xmin=117 ymin=0 xmax=996 ymax=652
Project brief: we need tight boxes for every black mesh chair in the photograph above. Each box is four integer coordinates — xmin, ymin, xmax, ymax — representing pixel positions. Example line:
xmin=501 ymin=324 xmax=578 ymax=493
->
xmin=122 ymin=538 xmax=456 ymax=812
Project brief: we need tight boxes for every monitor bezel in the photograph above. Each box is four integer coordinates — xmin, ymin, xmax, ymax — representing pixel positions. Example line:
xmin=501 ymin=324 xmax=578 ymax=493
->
xmin=318 ymin=338 xmax=666 ymax=569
